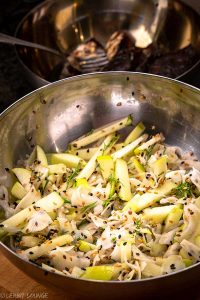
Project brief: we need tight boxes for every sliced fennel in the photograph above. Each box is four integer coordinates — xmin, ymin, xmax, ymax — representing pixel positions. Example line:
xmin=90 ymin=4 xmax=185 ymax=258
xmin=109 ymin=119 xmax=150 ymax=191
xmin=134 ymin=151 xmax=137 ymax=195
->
xmin=69 ymin=144 xmax=123 ymax=161
xmin=21 ymin=234 xmax=73 ymax=260
xmin=69 ymin=115 xmax=132 ymax=149
xmin=77 ymin=134 xmax=118 ymax=180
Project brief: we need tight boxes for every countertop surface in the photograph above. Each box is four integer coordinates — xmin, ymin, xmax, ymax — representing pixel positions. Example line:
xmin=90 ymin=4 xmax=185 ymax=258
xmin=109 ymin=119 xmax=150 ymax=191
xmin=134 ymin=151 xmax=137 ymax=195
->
xmin=0 ymin=254 xmax=70 ymax=300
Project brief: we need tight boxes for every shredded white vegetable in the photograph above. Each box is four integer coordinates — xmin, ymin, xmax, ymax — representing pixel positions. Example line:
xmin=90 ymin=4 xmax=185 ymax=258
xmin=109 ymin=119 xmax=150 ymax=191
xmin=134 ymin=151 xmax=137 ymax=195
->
xmin=1 ymin=117 xmax=200 ymax=281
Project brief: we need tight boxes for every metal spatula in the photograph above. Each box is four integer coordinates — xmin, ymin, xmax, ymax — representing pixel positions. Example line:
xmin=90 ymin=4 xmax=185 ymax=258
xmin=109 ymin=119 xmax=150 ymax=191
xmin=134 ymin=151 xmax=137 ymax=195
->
xmin=0 ymin=33 xmax=62 ymax=57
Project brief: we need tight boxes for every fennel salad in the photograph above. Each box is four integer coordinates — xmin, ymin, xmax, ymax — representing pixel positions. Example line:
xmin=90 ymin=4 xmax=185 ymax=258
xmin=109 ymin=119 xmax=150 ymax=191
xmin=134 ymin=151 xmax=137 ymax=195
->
xmin=1 ymin=115 xmax=200 ymax=281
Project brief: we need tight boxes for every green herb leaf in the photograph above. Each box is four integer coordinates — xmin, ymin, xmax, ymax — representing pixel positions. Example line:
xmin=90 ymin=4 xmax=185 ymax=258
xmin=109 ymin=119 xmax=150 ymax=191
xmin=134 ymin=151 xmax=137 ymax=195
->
xmin=144 ymin=144 xmax=155 ymax=162
xmin=103 ymin=199 xmax=111 ymax=208
xmin=135 ymin=219 xmax=142 ymax=229
xmin=134 ymin=219 xmax=142 ymax=235
xmin=66 ymin=164 xmax=82 ymax=188
xmin=86 ymin=129 xmax=94 ymax=136
xmin=81 ymin=202 xmax=97 ymax=214
xmin=102 ymin=134 xmax=119 ymax=154
xmin=40 ymin=179 xmax=49 ymax=195
xmin=174 ymin=182 xmax=193 ymax=198
xmin=111 ymin=236 xmax=117 ymax=243
xmin=78 ymin=219 xmax=89 ymax=228
xmin=108 ymin=174 xmax=118 ymax=185
xmin=103 ymin=193 xmax=117 ymax=208
xmin=63 ymin=198 xmax=71 ymax=204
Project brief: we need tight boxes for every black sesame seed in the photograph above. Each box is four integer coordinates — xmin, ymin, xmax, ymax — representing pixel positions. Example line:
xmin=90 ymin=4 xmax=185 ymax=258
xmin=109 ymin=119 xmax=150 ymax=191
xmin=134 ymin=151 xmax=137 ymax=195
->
xmin=170 ymin=264 xmax=176 ymax=270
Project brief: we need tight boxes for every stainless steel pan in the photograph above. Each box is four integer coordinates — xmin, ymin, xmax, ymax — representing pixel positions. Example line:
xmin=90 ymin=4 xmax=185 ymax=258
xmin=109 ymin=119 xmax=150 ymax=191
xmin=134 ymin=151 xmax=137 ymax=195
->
xmin=0 ymin=72 xmax=200 ymax=299
xmin=14 ymin=0 xmax=200 ymax=88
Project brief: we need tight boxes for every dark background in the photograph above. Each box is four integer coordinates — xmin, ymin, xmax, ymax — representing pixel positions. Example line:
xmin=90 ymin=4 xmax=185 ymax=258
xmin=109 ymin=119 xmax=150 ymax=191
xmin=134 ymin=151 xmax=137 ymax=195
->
xmin=0 ymin=0 xmax=200 ymax=112
xmin=0 ymin=0 xmax=45 ymax=111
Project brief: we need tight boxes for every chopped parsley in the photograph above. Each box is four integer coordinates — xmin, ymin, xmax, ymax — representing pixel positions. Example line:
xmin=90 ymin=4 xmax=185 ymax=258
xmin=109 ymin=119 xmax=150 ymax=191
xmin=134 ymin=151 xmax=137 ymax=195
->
xmin=174 ymin=182 xmax=193 ymax=198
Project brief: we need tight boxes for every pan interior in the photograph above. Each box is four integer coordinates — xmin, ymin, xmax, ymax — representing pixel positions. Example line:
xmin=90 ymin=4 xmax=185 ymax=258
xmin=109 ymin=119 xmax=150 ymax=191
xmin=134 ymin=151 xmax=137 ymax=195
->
xmin=15 ymin=0 xmax=200 ymax=82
